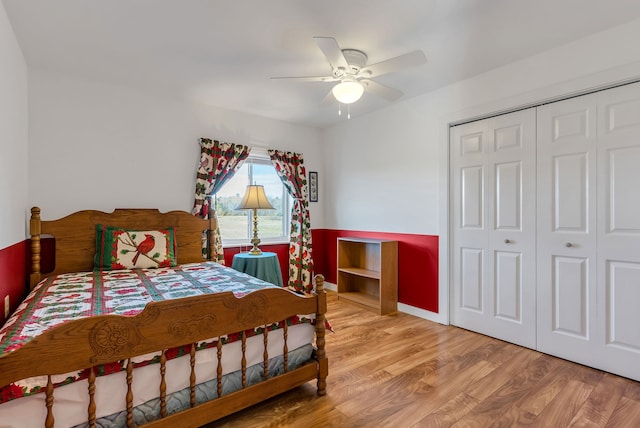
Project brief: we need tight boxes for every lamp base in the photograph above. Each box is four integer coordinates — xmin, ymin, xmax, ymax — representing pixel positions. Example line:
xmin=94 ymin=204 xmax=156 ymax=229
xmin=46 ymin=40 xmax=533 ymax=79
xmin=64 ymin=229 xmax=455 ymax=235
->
xmin=248 ymin=245 xmax=263 ymax=255
xmin=248 ymin=208 xmax=262 ymax=255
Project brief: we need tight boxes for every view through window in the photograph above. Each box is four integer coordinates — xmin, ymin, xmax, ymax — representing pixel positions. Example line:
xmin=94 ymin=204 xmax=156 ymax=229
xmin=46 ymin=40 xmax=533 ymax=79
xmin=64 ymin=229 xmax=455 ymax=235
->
xmin=214 ymin=158 xmax=291 ymax=245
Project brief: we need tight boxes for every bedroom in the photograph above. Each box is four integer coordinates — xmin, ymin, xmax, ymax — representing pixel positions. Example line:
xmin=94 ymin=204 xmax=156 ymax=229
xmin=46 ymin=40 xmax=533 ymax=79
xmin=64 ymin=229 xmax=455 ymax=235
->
xmin=1 ymin=0 xmax=640 ymax=426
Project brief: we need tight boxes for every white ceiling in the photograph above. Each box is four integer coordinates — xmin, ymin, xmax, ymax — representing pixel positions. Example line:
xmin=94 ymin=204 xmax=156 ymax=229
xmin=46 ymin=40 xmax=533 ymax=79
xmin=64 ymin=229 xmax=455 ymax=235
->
xmin=4 ymin=0 xmax=640 ymax=128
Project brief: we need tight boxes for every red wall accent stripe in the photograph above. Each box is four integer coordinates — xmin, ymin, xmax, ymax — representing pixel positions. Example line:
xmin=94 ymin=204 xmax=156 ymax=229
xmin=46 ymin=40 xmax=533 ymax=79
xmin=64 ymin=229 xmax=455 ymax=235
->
xmin=0 ymin=241 xmax=28 ymax=323
xmin=223 ymin=230 xmax=439 ymax=313
xmin=3 ymin=229 xmax=438 ymax=324
xmin=312 ymin=229 xmax=439 ymax=313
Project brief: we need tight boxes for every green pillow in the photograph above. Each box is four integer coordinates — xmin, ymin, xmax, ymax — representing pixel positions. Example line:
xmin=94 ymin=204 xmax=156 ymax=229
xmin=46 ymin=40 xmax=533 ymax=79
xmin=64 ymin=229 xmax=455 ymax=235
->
xmin=94 ymin=225 xmax=177 ymax=270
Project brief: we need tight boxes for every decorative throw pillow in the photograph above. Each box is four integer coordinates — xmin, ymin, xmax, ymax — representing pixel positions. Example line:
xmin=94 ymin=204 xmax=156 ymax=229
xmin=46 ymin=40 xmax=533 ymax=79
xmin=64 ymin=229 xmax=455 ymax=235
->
xmin=94 ymin=225 xmax=177 ymax=270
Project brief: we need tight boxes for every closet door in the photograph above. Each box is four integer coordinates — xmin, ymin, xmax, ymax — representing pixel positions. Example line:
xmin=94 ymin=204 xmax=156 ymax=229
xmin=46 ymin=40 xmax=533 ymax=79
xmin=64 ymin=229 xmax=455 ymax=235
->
xmin=536 ymin=94 xmax=599 ymax=365
xmin=538 ymin=82 xmax=640 ymax=381
xmin=451 ymin=108 xmax=536 ymax=348
xmin=595 ymin=82 xmax=640 ymax=381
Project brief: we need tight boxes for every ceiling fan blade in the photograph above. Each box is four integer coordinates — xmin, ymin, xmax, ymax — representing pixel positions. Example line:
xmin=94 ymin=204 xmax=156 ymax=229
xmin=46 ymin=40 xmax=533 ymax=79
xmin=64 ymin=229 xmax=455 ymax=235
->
xmin=362 ymin=50 xmax=427 ymax=78
xmin=361 ymin=79 xmax=403 ymax=102
xmin=313 ymin=36 xmax=349 ymax=71
xmin=270 ymin=75 xmax=338 ymax=82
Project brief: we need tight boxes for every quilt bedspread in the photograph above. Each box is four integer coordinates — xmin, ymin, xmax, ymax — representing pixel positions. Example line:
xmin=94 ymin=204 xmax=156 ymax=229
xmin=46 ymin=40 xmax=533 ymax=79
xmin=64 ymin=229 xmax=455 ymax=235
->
xmin=0 ymin=261 xmax=315 ymax=404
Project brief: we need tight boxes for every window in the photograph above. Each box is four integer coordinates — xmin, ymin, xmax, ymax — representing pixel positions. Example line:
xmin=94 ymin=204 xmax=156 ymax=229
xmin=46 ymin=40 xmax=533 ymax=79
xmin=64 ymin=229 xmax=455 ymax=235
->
xmin=214 ymin=156 xmax=291 ymax=246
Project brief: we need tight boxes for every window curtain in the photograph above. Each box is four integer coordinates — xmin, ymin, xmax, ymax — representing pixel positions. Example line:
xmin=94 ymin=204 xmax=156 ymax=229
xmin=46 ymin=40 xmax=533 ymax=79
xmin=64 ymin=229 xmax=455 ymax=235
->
xmin=268 ymin=150 xmax=313 ymax=293
xmin=193 ymin=138 xmax=250 ymax=264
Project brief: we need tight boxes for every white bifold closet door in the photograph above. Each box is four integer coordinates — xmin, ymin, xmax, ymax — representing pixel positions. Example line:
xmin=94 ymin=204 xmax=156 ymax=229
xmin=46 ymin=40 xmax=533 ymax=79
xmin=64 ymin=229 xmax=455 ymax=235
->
xmin=450 ymin=108 xmax=537 ymax=349
xmin=450 ymin=81 xmax=640 ymax=381
xmin=537 ymin=83 xmax=640 ymax=381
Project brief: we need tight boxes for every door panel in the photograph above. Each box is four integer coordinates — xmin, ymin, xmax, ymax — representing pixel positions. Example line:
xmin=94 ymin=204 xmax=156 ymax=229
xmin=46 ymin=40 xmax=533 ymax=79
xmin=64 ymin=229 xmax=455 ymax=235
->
xmin=552 ymin=109 xmax=589 ymax=142
xmin=537 ymin=82 xmax=640 ymax=381
xmin=487 ymin=110 xmax=537 ymax=347
xmin=461 ymin=166 xmax=484 ymax=229
xmin=453 ymin=120 xmax=488 ymax=321
xmin=537 ymin=94 xmax=599 ymax=366
xmin=608 ymin=146 xmax=640 ymax=232
xmin=495 ymin=251 xmax=521 ymax=321
xmin=495 ymin=124 xmax=522 ymax=151
xmin=607 ymin=261 xmax=640 ymax=351
xmin=596 ymin=82 xmax=640 ymax=381
xmin=552 ymin=256 xmax=589 ymax=338
xmin=553 ymin=154 xmax=588 ymax=232
xmin=460 ymin=247 xmax=483 ymax=311
xmin=460 ymin=131 xmax=484 ymax=155
xmin=495 ymin=162 xmax=521 ymax=230
xmin=603 ymin=97 xmax=640 ymax=134
xmin=451 ymin=108 xmax=536 ymax=348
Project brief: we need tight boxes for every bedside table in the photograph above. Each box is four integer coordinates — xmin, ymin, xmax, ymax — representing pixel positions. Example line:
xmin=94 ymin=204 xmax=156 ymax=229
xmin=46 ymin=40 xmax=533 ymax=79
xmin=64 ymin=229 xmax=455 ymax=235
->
xmin=231 ymin=252 xmax=283 ymax=287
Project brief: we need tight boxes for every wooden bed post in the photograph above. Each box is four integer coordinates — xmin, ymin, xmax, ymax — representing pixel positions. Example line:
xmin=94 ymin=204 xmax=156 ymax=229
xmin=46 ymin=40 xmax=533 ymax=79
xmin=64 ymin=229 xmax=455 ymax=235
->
xmin=30 ymin=207 xmax=42 ymax=289
xmin=314 ymin=274 xmax=328 ymax=396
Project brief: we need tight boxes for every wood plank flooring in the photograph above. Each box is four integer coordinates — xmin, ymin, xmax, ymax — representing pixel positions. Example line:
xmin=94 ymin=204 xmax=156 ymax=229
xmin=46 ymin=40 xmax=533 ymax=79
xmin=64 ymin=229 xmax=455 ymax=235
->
xmin=205 ymin=292 xmax=640 ymax=427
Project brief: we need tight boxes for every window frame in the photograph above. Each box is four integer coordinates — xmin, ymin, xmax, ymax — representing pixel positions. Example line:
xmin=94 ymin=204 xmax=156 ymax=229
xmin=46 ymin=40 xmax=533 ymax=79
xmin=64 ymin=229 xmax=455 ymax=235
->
xmin=215 ymin=154 xmax=291 ymax=248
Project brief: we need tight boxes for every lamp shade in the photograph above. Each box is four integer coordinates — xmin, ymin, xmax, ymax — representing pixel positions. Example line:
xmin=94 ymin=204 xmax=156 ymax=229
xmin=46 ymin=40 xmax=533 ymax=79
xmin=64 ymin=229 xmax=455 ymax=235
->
xmin=236 ymin=185 xmax=275 ymax=210
xmin=236 ymin=185 xmax=274 ymax=255
xmin=332 ymin=80 xmax=364 ymax=104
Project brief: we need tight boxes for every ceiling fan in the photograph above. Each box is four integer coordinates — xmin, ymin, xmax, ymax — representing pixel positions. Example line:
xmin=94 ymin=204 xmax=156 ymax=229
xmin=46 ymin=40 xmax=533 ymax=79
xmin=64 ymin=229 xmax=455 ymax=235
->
xmin=271 ymin=36 xmax=427 ymax=105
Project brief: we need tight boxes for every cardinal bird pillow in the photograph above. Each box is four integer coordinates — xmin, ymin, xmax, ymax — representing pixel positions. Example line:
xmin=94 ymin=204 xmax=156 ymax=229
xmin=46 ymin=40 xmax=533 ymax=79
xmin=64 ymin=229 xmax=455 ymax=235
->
xmin=94 ymin=225 xmax=177 ymax=270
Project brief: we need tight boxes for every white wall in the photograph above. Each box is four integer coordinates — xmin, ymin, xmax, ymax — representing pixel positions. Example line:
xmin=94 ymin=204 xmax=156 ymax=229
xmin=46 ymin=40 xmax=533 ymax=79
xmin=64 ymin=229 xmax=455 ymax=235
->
xmin=322 ymin=18 xmax=640 ymax=321
xmin=28 ymin=70 xmax=325 ymax=225
xmin=0 ymin=2 xmax=28 ymax=248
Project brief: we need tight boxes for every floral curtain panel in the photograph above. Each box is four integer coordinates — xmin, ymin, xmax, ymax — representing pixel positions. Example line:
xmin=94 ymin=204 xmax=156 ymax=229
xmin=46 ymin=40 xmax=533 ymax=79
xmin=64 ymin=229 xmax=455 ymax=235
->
xmin=193 ymin=138 xmax=250 ymax=263
xmin=268 ymin=150 xmax=313 ymax=293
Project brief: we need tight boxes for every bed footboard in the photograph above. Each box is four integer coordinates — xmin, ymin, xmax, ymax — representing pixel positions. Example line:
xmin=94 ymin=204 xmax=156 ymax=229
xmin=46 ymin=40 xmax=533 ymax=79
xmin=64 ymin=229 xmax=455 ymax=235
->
xmin=0 ymin=275 xmax=327 ymax=428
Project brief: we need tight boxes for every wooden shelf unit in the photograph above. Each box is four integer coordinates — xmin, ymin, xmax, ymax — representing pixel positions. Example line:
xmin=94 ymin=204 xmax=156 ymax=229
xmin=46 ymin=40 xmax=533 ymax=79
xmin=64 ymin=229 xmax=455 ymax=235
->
xmin=337 ymin=237 xmax=398 ymax=315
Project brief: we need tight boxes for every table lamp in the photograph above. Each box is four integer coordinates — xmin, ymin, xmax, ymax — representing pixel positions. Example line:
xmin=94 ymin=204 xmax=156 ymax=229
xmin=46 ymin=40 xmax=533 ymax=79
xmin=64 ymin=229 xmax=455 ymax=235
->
xmin=236 ymin=184 xmax=275 ymax=255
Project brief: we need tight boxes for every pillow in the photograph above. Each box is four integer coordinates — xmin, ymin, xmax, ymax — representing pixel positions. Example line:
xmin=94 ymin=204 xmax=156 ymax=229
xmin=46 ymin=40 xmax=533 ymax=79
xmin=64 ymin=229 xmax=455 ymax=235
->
xmin=95 ymin=225 xmax=177 ymax=270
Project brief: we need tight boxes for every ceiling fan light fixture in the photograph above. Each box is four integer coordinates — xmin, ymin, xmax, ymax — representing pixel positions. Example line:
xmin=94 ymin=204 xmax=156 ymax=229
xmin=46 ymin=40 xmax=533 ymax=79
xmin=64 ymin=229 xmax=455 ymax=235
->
xmin=332 ymin=80 xmax=364 ymax=104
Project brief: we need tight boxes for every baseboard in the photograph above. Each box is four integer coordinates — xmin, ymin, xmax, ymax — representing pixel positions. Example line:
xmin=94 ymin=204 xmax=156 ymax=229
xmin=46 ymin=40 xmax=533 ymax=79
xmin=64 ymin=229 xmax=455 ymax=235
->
xmin=322 ymin=281 xmax=337 ymax=292
xmin=327 ymin=280 xmax=446 ymax=325
xmin=398 ymin=303 xmax=447 ymax=325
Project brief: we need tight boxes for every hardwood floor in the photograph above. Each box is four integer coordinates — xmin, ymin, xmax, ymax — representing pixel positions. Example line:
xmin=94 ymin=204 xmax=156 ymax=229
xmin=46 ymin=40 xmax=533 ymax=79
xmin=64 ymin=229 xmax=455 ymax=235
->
xmin=206 ymin=292 xmax=640 ymax=427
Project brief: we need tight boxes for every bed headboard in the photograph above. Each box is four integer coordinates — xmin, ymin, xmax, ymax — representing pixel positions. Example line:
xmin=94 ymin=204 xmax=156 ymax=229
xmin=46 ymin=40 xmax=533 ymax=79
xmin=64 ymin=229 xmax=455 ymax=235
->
xmin=29 ymin=207 xmax=214 ymax=289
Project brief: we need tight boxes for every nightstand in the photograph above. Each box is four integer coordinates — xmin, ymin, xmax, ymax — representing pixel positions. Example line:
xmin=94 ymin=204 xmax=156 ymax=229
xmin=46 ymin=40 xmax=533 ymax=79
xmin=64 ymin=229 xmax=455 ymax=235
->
xmin=231 ymin=252 xmax=283 ymax=287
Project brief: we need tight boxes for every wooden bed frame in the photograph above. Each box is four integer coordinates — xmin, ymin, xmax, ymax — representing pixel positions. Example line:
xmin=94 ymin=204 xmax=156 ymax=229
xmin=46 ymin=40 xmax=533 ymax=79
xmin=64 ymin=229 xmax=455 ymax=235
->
xmin=0 ymin=207 xmax=328 ymax=428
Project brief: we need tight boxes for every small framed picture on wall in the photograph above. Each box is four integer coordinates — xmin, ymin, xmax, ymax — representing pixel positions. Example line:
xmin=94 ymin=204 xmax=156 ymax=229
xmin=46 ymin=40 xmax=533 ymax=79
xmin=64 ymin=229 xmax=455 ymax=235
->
xmin=309 ymin=171 xmax=318 ymax=202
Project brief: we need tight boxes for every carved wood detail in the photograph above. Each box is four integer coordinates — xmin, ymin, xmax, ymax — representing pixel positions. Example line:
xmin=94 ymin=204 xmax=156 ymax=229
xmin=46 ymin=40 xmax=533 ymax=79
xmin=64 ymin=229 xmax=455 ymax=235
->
xmin=89 ymin=319 xmax=142 ymax=362
xmin=223 ymin=293 xmax=269 ymax=326
xmin=168 ymin=314 xmax=217 ymax=338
